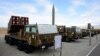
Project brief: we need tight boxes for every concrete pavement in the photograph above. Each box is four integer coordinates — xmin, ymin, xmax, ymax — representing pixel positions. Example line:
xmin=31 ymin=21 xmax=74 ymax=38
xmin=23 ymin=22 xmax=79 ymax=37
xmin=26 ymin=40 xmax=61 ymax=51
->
xmin=0 ymin=34 xmax=100 ymax=56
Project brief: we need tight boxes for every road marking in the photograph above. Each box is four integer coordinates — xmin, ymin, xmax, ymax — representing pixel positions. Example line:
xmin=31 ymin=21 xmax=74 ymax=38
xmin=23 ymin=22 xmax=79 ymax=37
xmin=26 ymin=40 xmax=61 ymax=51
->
xmin=86 ymin=42 xmax=100 ymax=56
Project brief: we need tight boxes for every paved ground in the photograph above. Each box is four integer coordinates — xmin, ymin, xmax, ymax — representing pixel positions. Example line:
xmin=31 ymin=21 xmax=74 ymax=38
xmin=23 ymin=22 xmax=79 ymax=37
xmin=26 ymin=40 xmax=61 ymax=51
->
xmin=0 ymin=34 xmax=100 ymax=56
xmin=88 ymin=43 xmax=100 ymax=56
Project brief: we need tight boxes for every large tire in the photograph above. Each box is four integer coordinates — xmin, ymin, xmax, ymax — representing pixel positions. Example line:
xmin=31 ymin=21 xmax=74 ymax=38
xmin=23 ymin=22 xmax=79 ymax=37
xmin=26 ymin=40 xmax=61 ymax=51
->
xmin=24 ymin=43 xmax=33 ymax=53
xmin=8 ymin=38 xmax=14 ymax=45
xmin=44 ymin=46 xmax=49 ymax=50
xmin=5 ymin=38 xmax=9 ymax=44
xmin=66 ymin=38 xmax=70 ymax=42
xmin=5 ymin=36 xmax=9 ymax=44
xmin=5 ymin=36 xmax=14 ymax=45
xmin=17 ymin=41 xmax=24 ymax=51
xmin=62 ymin=36 xmax=66 ymax=42
xmin=5 ymin=35 xmax=7 ymax=41
xmin=14 ymin=39 xmax=19 ymax=45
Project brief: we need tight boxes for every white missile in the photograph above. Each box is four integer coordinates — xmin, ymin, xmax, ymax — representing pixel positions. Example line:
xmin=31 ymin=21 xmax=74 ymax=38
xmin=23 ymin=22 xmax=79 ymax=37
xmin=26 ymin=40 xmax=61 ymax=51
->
xmin=52 ymin=5 xmax=55 ymax=25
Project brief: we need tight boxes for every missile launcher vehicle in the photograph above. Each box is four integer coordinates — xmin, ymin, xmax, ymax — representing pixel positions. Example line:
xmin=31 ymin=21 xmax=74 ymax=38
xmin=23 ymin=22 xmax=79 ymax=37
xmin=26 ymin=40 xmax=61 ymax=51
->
xmin=5 ymin=16 xmax=58 ymax=53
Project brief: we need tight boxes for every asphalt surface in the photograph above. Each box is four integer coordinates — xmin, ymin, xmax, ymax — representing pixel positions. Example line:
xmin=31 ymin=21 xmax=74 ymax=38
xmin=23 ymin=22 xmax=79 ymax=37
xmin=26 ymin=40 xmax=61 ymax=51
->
xmin=0 ymin=34 xmax=100 ymax=56
xmin=88 ymin=43 xmax=100 ymax=56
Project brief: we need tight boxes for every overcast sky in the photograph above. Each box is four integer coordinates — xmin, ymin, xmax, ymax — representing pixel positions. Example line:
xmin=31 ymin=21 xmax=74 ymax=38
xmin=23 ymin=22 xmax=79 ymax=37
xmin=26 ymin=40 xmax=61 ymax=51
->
xmin=0 ymin=0 xmax=100 ymax=27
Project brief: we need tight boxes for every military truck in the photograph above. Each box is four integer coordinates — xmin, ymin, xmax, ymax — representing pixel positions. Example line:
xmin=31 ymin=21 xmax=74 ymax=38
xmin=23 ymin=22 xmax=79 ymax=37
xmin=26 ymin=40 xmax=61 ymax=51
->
xmin=89 ymin=29 xmax=100 ymax=37
xmin=64 ymin=27 xmax=78 ymax=41
xmin=95 ymin=29 xmax=100 ymax=34
xmin=57 ymin=26 xmax=81 ymax=42
xmin=64 ymin=26 xmax=81 ymax=41
xmin=81 ymin=29 xmax=89 ymax=37
xmin=71 ymin=26 xmax=82 ymax=38
xmin=5 ymin=16 xmax=58 ymax=53
xmin=57 ymin=26 xmax=66 ymax=38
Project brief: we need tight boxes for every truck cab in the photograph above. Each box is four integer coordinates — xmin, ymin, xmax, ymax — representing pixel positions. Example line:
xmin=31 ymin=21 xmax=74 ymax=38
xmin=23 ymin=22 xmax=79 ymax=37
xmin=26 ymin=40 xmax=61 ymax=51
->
xmin=22 ymin=24 xmax=58 ymax=52
xmin=24 ymin=24 xmax=58 ymax=48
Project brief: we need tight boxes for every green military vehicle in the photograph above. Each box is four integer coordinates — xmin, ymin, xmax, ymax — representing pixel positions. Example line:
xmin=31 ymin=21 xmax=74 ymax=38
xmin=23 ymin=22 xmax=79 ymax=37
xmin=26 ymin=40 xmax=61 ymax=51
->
xmin=57 ymin=26 xmax=81 ymax=42
xmin=5 ymin=16 xmax=58 ymax=53
xmin=64 ymin=26 xmax=81 ymax=41
xmin=81 ymin=29 xmax=89 ymax=37
xmin=57 ymin=26 xmax=66 ymax=38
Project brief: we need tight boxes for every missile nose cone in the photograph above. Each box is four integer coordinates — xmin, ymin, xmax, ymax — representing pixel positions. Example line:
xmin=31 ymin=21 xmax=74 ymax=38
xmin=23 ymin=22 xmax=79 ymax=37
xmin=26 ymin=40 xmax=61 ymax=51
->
xmin=53 ymin=5 xmax=54 ymax=8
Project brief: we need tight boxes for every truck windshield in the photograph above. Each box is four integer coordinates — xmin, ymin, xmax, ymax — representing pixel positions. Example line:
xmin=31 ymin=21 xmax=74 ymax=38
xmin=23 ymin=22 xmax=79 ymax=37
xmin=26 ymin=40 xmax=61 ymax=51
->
xmin=31 ymin=27 xmax=36 ymax=33
xmin=26 ymin=27 xmax=30 ymax=32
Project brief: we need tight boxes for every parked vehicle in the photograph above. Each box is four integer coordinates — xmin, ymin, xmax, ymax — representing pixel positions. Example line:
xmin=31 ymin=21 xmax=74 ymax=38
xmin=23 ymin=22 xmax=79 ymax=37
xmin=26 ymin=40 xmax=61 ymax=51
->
xmin=57 ymin=26 xmax=81 ymax=42
xmin=5 ymin=16 xmax=58 ymax=53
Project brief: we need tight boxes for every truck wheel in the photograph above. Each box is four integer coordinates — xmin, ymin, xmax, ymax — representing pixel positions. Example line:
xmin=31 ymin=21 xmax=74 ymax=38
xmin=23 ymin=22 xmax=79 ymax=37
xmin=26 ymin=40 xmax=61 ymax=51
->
xmin=5 ymin=36 xmax=8 ymax=43
xmin=17 ymin=41 xmax=24 ymax=51
xmin=5 ymin=35 xmax=7 ymax=41
xmin=44 ymin=46 xmax=49 ymax=50
xmin=66 ymin=38 xmax=70 ymax=42
xmin=24 ymin=44 xmax=33 ymax=53
xmin=9 ymin=38 xmax=14 ymax=45
xmin=14 ymin=39 xmax=18 ymax=45
xmin=62 ymin=38 xmax=66 ymax=41
xmin=25 ymin=48 xmax=33 ymax=53
xmin=7 ymin=37 xmax=11 ymax=45
xmin=5 ymin=37 xmax=9 ymax=44
xmin=7 ymin=38 xmax=10 ymax=44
